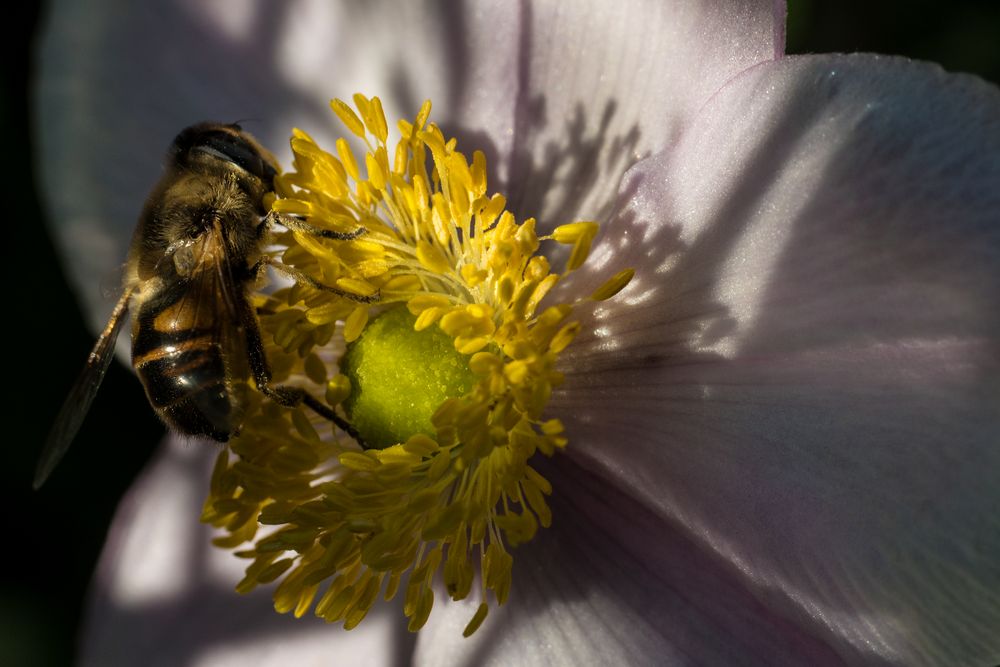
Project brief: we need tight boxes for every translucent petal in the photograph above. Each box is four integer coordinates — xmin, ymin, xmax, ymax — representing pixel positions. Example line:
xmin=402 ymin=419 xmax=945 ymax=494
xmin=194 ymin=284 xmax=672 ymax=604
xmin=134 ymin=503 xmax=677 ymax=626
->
xmin=417 ymin=458 xmax=846 ymax=666
xmin=80 ymin=437 xmax=413 ymax=667
xmin=554 ymin=55 xmax=1000 ymax=665
xmin=36 ymin=0 xmax=781 ymax=330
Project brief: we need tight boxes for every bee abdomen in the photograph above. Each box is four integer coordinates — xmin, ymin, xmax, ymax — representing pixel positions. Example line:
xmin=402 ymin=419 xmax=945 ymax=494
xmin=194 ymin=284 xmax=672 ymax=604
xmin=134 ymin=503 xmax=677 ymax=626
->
xmin=133 ymin=333 xmax=241 ymax=441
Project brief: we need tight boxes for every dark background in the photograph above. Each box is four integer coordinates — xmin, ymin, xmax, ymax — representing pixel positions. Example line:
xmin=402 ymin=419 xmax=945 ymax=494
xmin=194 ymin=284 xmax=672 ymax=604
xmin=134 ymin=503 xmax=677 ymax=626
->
xmin=3 ymin=2 xmax=998 ymax=665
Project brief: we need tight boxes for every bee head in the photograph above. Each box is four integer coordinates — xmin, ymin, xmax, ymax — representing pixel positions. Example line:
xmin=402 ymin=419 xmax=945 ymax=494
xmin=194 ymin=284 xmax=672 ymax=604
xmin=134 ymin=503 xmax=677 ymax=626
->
xmin=170 ymin=123 xmax=279 ymax=188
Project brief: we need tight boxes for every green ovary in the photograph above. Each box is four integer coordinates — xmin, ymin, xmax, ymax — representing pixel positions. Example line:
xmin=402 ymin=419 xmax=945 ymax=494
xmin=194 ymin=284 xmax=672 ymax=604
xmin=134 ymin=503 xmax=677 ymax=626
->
xmin=342 ymin=305 xmax=476 ymax=449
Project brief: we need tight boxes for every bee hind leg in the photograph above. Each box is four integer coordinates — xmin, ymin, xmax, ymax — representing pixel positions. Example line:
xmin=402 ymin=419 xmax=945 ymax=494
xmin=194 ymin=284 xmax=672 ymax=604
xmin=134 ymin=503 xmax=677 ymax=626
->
xmin=241 ymin=295 xmax=367 ymax=446
xmin=262 ymin=384 xmax=366 ymax=446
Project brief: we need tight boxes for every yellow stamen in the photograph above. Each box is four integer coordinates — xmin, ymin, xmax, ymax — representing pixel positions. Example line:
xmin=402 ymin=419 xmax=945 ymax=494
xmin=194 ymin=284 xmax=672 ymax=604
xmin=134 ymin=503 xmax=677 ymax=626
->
xmin=592 ymin=268 xmax=637 ymax=301
xmin=202 ymin=96 xmax=633 ymax=635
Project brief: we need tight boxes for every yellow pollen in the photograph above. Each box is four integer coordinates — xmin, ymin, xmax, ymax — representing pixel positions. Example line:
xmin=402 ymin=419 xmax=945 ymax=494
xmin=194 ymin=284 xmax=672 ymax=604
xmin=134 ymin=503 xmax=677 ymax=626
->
xmin=201 ymin=94 xmax=633 ymax=635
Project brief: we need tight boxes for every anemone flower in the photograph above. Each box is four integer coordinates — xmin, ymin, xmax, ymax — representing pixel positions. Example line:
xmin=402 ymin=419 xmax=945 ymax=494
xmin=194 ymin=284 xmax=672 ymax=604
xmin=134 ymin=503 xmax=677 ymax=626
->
xmin=37 ymin=1 xmax=998 ymax=665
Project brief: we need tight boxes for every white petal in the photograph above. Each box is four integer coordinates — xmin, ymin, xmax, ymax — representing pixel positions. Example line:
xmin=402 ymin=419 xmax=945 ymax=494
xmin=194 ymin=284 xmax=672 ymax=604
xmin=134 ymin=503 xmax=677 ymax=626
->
xmin=554 ymin=55 xmax=1000 ymax=665
xmin=493 ymin=0 xmax=782 ymax=229
xmin=36 ymin=0 xmax=455 ymax=332
xmin=80 ymin=436 xmax=412 ymax=666
xmin=416 ymin=458 xmax=846 ymax=666
xmin=37 ymin=0 xmax=781 ymax=330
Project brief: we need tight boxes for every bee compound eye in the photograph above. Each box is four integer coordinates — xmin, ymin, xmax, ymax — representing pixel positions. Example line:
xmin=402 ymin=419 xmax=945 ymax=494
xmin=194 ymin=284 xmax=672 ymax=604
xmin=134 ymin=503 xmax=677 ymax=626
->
xmin=170 ymin=124 xmax=277 ymax=187
xmin=195 ymin=133 xmax=267 ymax=177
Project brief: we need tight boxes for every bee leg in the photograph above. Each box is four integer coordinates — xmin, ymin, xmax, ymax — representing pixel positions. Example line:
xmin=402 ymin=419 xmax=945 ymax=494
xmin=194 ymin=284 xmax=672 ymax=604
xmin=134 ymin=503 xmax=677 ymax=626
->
xmin=250 ymin=255 xmax=379 ymax=304
xmin=260 ymin=210 xmax=366 ymax=240
xmin=265 ymin=385 xmax=366 ymax=446
xmin=240 ymin=296 xmax=367 ymax=446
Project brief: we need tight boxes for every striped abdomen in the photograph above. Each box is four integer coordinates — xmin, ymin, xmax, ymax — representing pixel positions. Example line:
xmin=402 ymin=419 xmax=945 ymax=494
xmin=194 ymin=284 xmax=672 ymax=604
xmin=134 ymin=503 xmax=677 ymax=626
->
xmin=131 ymin=279 xmax=249 ymax=441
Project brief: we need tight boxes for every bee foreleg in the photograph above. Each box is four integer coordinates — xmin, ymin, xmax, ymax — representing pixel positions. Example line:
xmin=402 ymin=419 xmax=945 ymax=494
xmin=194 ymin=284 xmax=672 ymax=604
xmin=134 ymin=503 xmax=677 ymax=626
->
xmin=261 ymin=210 xmax=366 ymax=240
xmin=250 ymin=255 xmax=379 ymax=304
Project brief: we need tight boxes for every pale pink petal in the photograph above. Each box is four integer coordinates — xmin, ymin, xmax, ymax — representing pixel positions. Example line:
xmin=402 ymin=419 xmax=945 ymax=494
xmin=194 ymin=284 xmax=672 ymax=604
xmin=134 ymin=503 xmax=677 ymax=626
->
xmin=81 ymin=436 xmax=415 ymax=666
xmin=552 ymin=55 xmax=1000 ymax=664
xmin=416 ymin=458 xmax=845 ymax=666
xmin=36 ymin=0 xmax=469 ymax=333
xmin=37 ymin=0 xmax=781 ymax=330
xmin=459 ymin=0 xmax=783 ymax=229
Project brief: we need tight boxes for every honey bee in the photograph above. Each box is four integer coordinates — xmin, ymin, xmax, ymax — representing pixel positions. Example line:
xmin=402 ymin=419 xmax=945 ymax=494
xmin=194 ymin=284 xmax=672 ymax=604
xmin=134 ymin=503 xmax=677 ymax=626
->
xmin=35 ymin=123 xmax=369 ymax=488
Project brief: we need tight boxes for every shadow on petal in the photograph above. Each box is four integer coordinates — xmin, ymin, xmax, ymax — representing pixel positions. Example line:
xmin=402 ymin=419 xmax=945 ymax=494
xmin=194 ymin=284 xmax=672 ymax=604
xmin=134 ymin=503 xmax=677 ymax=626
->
xmin=417 ymin=456 xmax=846 ymax=666
xmin=552 ymin=55 xmax=999 ymax=664
xmin=80 ymin=439 xmax=417 ymax=667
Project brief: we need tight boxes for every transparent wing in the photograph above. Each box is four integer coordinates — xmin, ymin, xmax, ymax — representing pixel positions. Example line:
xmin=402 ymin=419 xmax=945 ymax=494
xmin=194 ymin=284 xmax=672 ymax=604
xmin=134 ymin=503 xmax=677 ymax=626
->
xmin=34 ymin=287 xmax=133 ymax=489
xmin=151 ymin=224 xmax=250 ymax=434
xmin=162 ymin=225 xmax=246 ymax=360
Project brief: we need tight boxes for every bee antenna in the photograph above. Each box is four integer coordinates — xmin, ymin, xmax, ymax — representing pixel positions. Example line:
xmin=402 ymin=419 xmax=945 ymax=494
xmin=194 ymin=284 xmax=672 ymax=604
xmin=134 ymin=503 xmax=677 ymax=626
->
xmin=229 ymin=118 xmax=261 ymax=129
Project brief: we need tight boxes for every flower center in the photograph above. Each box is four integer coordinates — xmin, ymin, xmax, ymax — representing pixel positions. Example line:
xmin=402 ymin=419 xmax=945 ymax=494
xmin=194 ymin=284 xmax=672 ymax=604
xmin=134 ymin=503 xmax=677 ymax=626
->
xmin=201 ymin=94 xmax=634 ymax=636
xmin=342 ymin=305 xmax=476 ymax=449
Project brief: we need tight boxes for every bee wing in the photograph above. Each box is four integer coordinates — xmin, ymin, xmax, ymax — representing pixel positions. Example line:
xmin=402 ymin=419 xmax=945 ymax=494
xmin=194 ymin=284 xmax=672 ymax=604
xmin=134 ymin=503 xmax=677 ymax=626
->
xmin=201 ymin=224 xmax=253 ymax=383
xmin=156 ymin=226 xmax=251 ymax=427
xmin=166 ymin=225 xmax=247 ymax=347
xmin=34 ymin=287 xmax=134 ymax=489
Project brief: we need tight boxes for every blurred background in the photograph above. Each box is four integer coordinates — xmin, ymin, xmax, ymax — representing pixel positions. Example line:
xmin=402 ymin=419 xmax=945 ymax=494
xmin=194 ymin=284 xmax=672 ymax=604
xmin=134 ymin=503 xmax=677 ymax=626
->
xmin=4 ymin=1 xmax=998 ymax=665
